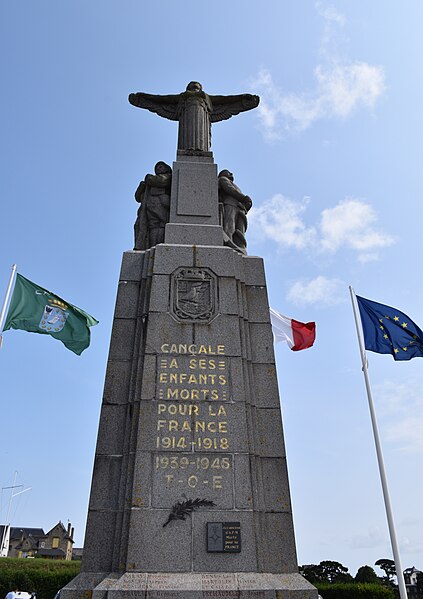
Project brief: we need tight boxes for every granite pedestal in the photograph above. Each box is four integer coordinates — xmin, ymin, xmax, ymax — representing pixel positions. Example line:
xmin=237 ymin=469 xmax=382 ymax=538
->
xmin=62 ymin=152 xmax=317 ymax=599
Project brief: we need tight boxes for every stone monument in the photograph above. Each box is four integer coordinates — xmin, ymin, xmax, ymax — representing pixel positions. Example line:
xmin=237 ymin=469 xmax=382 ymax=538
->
xmin=62 ymin=81 xmax=317 ymax=599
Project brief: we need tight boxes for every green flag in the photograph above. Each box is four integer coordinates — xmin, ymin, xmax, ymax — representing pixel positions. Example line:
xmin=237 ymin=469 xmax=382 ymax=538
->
xmin=3 ymin=273 xmax=98 ymax=355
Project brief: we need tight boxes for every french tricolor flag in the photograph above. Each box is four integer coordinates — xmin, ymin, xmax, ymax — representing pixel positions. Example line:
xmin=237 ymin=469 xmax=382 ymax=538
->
xmin=270 ymin=308 xmax=316 ymax=351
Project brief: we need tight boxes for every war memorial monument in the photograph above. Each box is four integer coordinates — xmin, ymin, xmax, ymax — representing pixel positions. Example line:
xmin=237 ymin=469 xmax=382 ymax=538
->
xmin=62 ymin=82 xmax=317 ymax=599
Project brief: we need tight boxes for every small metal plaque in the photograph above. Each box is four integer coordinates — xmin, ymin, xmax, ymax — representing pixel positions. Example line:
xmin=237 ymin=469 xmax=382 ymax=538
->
xmin=207 ymin=522 xmax=241 ymax=553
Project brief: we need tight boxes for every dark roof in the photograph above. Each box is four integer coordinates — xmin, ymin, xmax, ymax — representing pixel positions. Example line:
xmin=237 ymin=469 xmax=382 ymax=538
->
xmin=9 ymin=527 xmax=46 ymax=540
xmin=38 ymin=548 xmax=66 ymax=557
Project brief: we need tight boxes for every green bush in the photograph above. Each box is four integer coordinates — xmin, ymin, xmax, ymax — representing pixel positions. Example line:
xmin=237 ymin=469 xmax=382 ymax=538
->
xmin=0 ymin=558 xmax=80 ymax=599
xmin=316 ymin=582 xmax=395 ymax=599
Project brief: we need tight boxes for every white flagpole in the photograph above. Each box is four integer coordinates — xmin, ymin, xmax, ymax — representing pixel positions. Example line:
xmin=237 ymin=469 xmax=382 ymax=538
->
xmin=0 ymin=265 xmax=17 ymax=344
xmin=349 ymin=286 xmax=407 ymax=599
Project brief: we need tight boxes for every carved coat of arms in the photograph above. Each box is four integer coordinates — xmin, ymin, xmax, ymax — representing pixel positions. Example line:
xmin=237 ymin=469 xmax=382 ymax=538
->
xmin=170 ymin=268 xmax=217 ymax=323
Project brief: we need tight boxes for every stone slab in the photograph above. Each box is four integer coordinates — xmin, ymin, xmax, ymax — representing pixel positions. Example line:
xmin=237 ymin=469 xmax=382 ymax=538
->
xmin=170 ymin=160 xmax=219 ymax=222
xmin=249 ymin=323 xmax=275 ymax=364
xmin=103 ymin=360 xmax=132 ymax=405
xmin=152 ymin=244 xmax=194 ymax=274
xmin=256 ymin=409 xmax=286 ymax=458
xmin=63 ymin=573 xmax=317 ymax=599
xmin=126 ymin=509 xmax=192 ymax=571
xmin=165 ymin=223 xmax=223 ymax=246
xmin=151 ymin=452 xmax=234 ymax=509
xmin=114 ymin=281 xmax=141 ymax=319
xmin=108 ymin=319 xmax=137 ymax=361
xmin=120 ymin=251 xmax=146 ymax=282
xmin=251 ymin=364 xmax=280 ymax=408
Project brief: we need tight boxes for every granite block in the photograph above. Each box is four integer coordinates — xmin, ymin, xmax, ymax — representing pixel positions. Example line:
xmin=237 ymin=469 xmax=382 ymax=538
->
xmin=107 ymin=573 xmax=147 ymax=599
xmin=120 ymin=251 xmax=146 ymax=282
xmin=192 ymin=511 xmax=258 ymax=572
xmin=258 ymin=513 xmax=298 ymax=573
xmin=145 ymin=312 xmax=193 ymax=355
xmin=149 ymin=275 xmax=171 ymax=313
xmin=132 ymin=451 xmax=152 ymax=508
xmin=165 ymin=223 xmax=223 ymax=245
xmin=229 ymin=357 xmax=246 ymax=402
xmin=89 ymin=455 xmax=123 ymax=510
xmin=238 ymin=573 xmax=317 ymax=598
xmin=147 ymin=573 xmax=202 ymax=599
xmin=151 ymin=452 xmax=234 ymax=509
xmin=60 ymin=573 xmax=109 ymax=599
xmin=152 ymin=244 xmax=194 ymax=274
xmin=234 ymin=454 xmax=253 ymax=509
xmin=126 ymin=509 xmax=192 ymax=571
xmin=96 ymin=404 xmax=128 ymax=455
xmin=261 ymin=458 xmax=292 ymax=512
xmin=249 ymin=323 xmax=275 ymax=364
xmin=109 ymin=319 xmax=137 ymax=361
xmin=242 ymin=256 xmax=266 ymax=286
xmin=115 ymin=281 xmax=141 ymax=319
xmin=251 ymin=364 xmax=280 ymax=408
xmin=194 ymin=315 xmax=241 ymax=357
xmin=103 ymin=360 xmax=132 ymax=405
xmin=92 ymin=574 xmax=122 ymax=599
xmin=194 ymin=246 xmax=236 ymax=277
xmin=140 ymin=354 xmax=157 ymax=400
xmin=256 ymin=409 xmax=285 ymax=458
xmin=173 ymin=161 xmax=218 ymax=219
xmin=218 ymin=277 xmax=239 ymax=315
xmin=81 ymin=509 xmax=118 ymax=572
xmin=246 ymin=286 xmax=270 ymax=323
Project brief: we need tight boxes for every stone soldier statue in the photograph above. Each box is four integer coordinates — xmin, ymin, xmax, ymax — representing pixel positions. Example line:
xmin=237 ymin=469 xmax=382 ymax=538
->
xmin=218 ymin=169 xmax=252 ymax=254
xmin=129 ymin=81 xmax=260 ymax=152
xmin=134 ymin=161 xmax=172 ymax=250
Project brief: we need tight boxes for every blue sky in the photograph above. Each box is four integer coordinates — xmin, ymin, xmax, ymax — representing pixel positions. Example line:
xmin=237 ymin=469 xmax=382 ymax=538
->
xmin=1 ymin=1 xmax=422 ymax=577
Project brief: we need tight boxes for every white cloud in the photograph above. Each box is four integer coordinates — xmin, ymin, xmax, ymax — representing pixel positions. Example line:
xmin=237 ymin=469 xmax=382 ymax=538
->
xmin=320 ymin=199 xmax=395 ymax=254
xmin=374 ymin=379 xmax=423 ymax=454
xmin=287 ymin=276 xmax=345 ymax=306
xmin=250 ymin=4 xmax=385 ymax=138
xmin=252 ymin=63 xmax=385 ymax=138
xmin=249 ymin=194 xmax=316 ymax=249
xmin=315 ymin=2 xmax=346 ymax=27
xmin=249 ymin=194 xmax=395 ymax=261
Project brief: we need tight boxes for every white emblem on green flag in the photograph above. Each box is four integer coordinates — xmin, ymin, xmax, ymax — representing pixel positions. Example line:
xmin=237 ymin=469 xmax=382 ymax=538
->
xmin=3 ymin=273 xmax=98 ymax=355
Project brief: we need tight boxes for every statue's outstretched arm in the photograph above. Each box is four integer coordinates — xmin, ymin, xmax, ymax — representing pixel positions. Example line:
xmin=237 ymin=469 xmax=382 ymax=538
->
xmin=128 ymin=92 xmax=179 ymax=121
xmin=210 ymin=94 xmax=260 ymax=123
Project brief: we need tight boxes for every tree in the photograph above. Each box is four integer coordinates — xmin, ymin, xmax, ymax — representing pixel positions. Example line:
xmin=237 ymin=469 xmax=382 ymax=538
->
xmin=300 ymin=564 xmax=324 ymax=583
xmin=356 ymin=565 xmax=381 ymax=584
xmin=375 ymin=559 xmax=396 ymax=583
xmin=300 ymin=561 xmax=353 ymax=584
xmin=319 ymin=560 xmax=353 ymax=583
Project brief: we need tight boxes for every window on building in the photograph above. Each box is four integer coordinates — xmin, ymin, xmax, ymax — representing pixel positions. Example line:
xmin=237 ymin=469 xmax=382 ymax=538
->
xmin=52 ymin=537 xmax=59 ymax=549
xmin=40 ymin=541 xmax=45 ymax=548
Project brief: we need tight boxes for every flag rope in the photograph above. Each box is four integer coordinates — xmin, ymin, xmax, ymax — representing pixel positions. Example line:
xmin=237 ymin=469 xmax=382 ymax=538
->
xmin=349 ymin=286 xmax=407 ymax=599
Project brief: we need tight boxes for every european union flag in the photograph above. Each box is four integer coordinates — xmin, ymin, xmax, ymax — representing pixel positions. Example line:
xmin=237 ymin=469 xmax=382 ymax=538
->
xmin=356 ymin=295 xmax=423 ymax=361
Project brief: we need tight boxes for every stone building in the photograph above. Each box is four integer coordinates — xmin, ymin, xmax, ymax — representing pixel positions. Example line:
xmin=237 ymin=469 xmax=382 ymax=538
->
xmin=0 ymin=521 xmax=74 ymax=559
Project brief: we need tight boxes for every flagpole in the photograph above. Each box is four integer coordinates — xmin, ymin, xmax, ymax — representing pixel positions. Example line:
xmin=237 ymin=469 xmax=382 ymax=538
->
xmin=349 ymin=286 xmax=407 ymax=599
xmin=0 ymin=264 xmax=17 ymax=342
